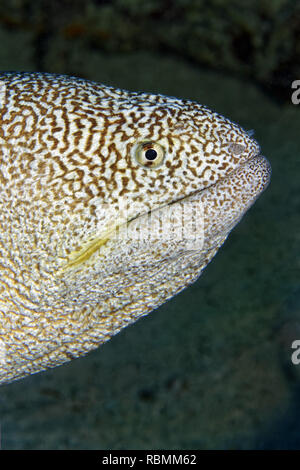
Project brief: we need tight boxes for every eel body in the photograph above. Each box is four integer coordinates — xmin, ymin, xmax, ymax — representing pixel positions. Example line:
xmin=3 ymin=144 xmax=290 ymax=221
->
xmin=0 ymin=73 xmax=271 ymax=384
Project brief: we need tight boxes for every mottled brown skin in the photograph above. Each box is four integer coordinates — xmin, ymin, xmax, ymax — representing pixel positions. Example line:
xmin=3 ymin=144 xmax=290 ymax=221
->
xmin=0 ymin=73 xmax=271 ymax=384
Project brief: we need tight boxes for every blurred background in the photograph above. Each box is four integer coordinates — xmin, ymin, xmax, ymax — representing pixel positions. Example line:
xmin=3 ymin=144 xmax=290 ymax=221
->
xmin=0 ymin=0 xmax=299 ymax=450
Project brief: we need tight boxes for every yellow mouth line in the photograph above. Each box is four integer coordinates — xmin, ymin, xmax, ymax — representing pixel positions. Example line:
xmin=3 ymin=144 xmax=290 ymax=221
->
xmin=58 ymin=185 xmax=224 ymax=273
xmin=64 ymin=234 xmax=112 ymax=270
xmin=59 ymin=224 xmax=120 ymax=273
xmin=60 ymin=200 xmax=186 ymax=273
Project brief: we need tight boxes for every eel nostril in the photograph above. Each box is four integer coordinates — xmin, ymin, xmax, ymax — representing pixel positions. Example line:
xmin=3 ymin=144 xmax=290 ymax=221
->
xmin=228 ymin=143 xmax=246 ymax=155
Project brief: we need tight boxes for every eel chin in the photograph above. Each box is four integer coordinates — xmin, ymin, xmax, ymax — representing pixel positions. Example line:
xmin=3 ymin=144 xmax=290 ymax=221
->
xmin=190 ymin=154 xmax=271 ymax=251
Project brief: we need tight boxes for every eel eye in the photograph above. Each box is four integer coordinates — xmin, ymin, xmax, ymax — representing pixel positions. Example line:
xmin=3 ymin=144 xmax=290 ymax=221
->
xmin=134 ymin=142 xmax=165 ymax=168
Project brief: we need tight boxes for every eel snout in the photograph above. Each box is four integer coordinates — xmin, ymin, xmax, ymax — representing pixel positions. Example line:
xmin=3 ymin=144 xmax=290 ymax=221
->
xmin=196 ymin=154 xmax=271 ymax=247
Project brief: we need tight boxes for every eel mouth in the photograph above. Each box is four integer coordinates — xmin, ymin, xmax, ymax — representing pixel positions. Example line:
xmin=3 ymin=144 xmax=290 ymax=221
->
xmin=61 ymin=153 xmax=271 ymax=273
xmin=168 ymin=153 xmax=271 ymax=208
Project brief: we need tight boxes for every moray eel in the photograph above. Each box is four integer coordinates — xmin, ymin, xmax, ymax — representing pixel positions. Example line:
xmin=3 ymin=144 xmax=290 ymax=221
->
xmin=0 ymin=72 xmax=271 ymax=384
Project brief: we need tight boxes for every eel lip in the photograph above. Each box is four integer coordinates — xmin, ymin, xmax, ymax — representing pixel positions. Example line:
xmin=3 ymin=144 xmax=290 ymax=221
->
xmin=172 ymin=152 xmax=271 ymax=206
xmin=224 ymin=152 xmax=271 ymax=188
xmin=210 ymin=152 xmax=271 ymax=194
xmin=242 ymin=153 xmax=272 ymax=190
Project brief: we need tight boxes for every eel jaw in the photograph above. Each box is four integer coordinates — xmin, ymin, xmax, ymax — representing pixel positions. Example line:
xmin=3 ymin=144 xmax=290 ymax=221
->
xmin=60 ymin=153 xmax=271 ymax=273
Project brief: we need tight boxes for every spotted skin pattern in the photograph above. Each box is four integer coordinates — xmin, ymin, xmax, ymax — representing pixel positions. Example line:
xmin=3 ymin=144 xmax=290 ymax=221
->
xmin=0 ymin=73 xmax=271 ymax=384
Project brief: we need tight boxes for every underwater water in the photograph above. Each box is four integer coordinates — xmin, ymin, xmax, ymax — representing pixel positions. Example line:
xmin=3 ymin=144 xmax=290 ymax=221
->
xmin=0 ymin=2 xmax=299 ymax=450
